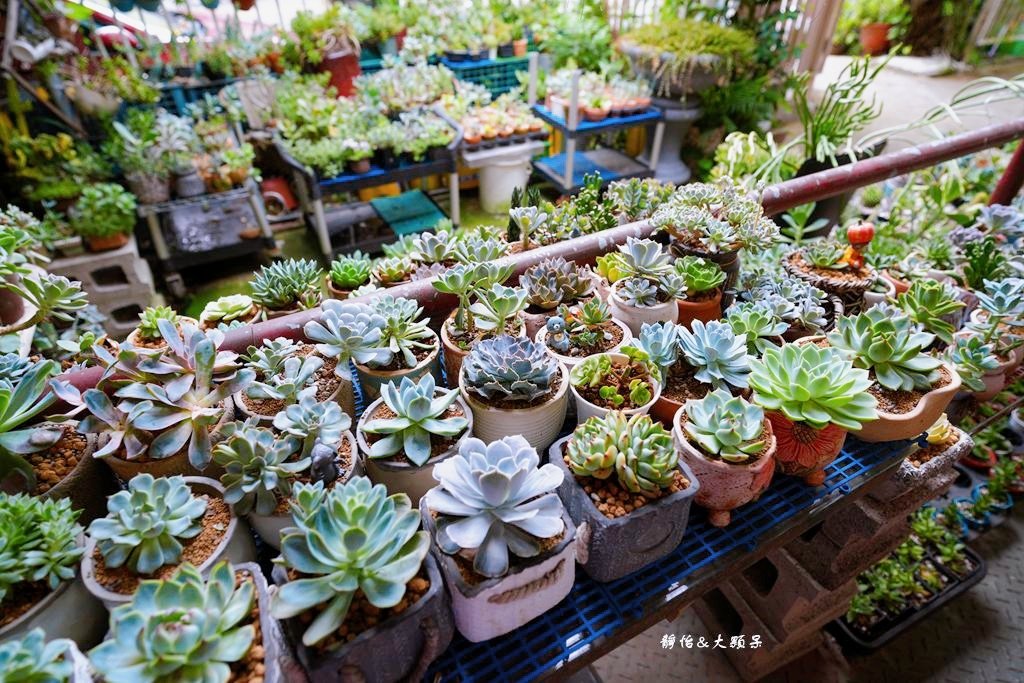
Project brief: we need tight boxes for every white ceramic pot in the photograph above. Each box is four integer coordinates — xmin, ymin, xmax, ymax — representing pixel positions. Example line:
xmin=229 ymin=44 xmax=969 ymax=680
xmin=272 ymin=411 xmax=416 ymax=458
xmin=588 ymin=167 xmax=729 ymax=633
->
xmin=80 ymin=477 xmax=256 ymax=609
xmin=354 ymin=330 xmax=441 ymax=402
xmin=534 ymin=318 xmax=633 ymax=370
xmin=855 ymin=362 xmax=963 ymax=443
xmin=569 ymin=352 xmax=662 ymax=424
xmin=459 ymin=362 xmax=569 ymax=452
xmin=862 ymin=276 xmax=896 ymax=310
xmin=607 ymin=280 xmax=679 ymax=336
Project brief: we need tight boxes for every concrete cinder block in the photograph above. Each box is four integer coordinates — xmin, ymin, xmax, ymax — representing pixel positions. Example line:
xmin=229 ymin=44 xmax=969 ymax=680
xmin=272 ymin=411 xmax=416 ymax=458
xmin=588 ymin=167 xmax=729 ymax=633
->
xmin=47 ymin=236 xmax=153 ymax=292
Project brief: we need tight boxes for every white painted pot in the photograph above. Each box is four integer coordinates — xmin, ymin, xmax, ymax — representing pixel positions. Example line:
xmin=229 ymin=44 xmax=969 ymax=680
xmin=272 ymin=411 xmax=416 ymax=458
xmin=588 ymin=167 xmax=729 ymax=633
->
xmin=855 ymin=362 xmax=963 ymax=443
xmin=459 ymin=362 xmax=569 ymax=452
xmin=862 ymin=276 xmax=896 ymax=310
xmin=354 ymin=330 xmax=441 ymax=402
xmin=534 ymin=318 xmax=633 ymax=370
xmin=569 ymin=352 xmax=662 ymax=424
xmin=607 ymin=280 xmax=679 ymax=336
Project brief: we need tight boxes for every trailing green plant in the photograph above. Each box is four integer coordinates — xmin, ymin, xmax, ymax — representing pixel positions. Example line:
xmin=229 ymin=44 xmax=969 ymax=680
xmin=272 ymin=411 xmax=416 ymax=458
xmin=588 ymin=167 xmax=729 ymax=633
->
xmin=569 ymin=347 xmax=657 ymax=409
xmin=748 ymin=343 xmax=878 ymax=430
xmin=70 ymin=182 xmax=137 ymax=240
xmin=273 ymin=386 xmax=351 ymax=460
xmin=0 ymin=359 xmax=63 ymax=490
xmin=897 ymin=280 xmax=965 ymax=344
xmin=368 ymin=296 xmax=435 ymax=369
xmin=302 ymin=300 xmax=389 ymax=378
xmin=674 ymin=255 xmax=726 ymax=295
xmin=87 ymin=474 xmax=206 ymax=575
xmin=329 ymin=251 xmax=373 ymax=290
xmin=246 ymin=355 xmax=323 ymax=406
xmin=828 ymin=309 xmax=944 ymax=392
xmin=250 ymin=259 xmax=324 ymax=312
xmin=726 ymin=302 xmax=787 ymax=355
xmin=520 ymin=257 xmax=591 ymax=310
xmin=0 ymin=493 xmax=83 ymax=602
xmin=214 ymin=419 xmax=306 ymax=516
xmin=462 ymin=335 xmax=560 ymax=404
xmin=136 ymin=305 xmax=180 ymax=341
xmin=944 ymin=335 xmax=1000 ymax=393
xmin=424 ymin=435 xmax=565 ymax=578
xmin=678 ymin=320 xmax=751 ymax=390
xmin=271 ymin=478 xmax=429 ymax=646
xmin=361 ymin=374 xmax=469 ymax=466
xmin=89 ymin=561 xmax=255 ymax=682
xmin=566 ymin=412 xmax=678 ymax=495
xmin=682 ymin=388 xmax=768 ymax=463
xmin=200 ymin=294 xmax=255 ymax=328
xmin=0 ymin=629 xmax=76 ymax=682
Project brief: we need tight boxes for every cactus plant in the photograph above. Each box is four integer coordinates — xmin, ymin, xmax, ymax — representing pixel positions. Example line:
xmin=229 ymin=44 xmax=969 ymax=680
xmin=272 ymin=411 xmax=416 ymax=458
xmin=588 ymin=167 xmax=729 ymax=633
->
xmin=245 ymin=355 xmax=323 ymax=406
xmin=371 ymin=256 xmax=415 ymax=285
xmin=0 ymin=493 xmax=84 ymax=602
xmin=361 ymin=374 xmax=469 ymax=466
xmin=674 ymin=255 xmax=726 ymax=295
xmin=89 ymin=561 xmax=255 ymax=682
xmin=425 ymin=435 xmax=565 ymax=578
xmin=200 ymin=294 xmax=256 ymax=328
xmin=802 ymin=241 xmax=848 ymax=270
xmin=136 ymin=306 xmax=180 ymax=340
xmin=827 ymin=309 xmax=943 ymax=392
xmin=273 ymin=387 xmax=351 ymax=459
xmin=0 ymin=629 xmax=76 ymax=682
xmin=682 ymin=388 xmax=768 ymax=463
xmin=897 ymin=280 xmax=965 ymax=344
xmin=369 ymin=296 xmax=435 ymax=369
xmin=0 ymin=359 xmax=63 ymax=490
xmin=749 ymin=343 xmax=878 ymax=430
xmin=945 ymin=335 xmax=1000 ymax=393
xmin=303 ymin=300 xmax=389 ymax=378
xmin=566 ymin=412 xmax=678 ymax=494
xmin=271 ymin=478 xmax=429 ymax=646
xmin=726 ymin=302 xmax=787 ymax=355
xmin=520 ymin=257 xmax=591 ymax=310
xmin=214 ymin=419 xmax=306 ymax=515
xmin=678 ymin=320 xmax=751 ymax=390
xmin=250 ymin=258 xmax=324 ymax=312
xmin=243 ymin=337 xmax=302 ymax=379
xmin=329 ymin=251 xmax=373 ymax=290
xmin=87 ymin=474 xmax=206 ymax=574
xmin=463 ymin=336 xmax=560 ymax=403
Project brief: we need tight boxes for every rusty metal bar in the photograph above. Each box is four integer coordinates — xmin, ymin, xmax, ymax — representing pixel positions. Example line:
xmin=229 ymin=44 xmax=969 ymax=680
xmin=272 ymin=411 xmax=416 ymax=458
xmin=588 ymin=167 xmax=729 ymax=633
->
xmin=990 ymin=139 xmax=1024 ymax=206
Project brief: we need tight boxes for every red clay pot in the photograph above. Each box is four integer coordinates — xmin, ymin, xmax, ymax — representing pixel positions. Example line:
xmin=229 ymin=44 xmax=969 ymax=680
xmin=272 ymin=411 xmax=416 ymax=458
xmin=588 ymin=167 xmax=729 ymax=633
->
xmin=859 ymin=23 xmax=891 ymax=56
xmin=676 ymin=289 xmax=722 ymax=329
xmin=86 ymin=233 xmax=129 ymax=253
xmin=767 ymin=412 xmax=847 ymax=486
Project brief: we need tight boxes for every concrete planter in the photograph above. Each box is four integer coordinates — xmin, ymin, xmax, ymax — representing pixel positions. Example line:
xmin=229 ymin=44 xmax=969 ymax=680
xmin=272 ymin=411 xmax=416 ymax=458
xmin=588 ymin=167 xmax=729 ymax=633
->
xmin=672 ymin=407 xmax=776 ymax=527
xmin=868 ymin=428 xmax=972 ymax=503
xmin=459 ymin=362 xmax=569 ymax=452
xmin=534 ymin=318 xmax=632 ymax=370
xmin=570 ymin=352 xmax=661 ymax=424
xmin=547 ymin=436 xmax=699 ymax=582
xmin=355 ymin=329 xmax=441 ymax=402
xmin=80 ymin=477 xmax=256 ymax=609
xmin=855 ymin=363 xmax=962 ymax=443
xmin=236 ymin=562 xmax=296 ymax=683
xmin=357 ymin=392 xmax=473 ymax=506
xmin=766 ymin=412 xmax=847 ymax=486
xmin=607 ymin=280 xmax=678 ymax=336
xmin=272 ymin=554 xmax=453 ymax=683
xmin=420 ymin=506 xmax=576 ymax=642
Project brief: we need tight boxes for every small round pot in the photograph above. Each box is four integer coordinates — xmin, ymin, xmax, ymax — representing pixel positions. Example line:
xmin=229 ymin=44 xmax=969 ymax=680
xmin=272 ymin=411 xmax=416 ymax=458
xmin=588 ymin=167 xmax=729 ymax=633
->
xmin=354 ymin=329 xmax=441 ymax=402
xmin=881 ymin=270 xmax=911 ymax=295
xmin=80 ymin=477 xmax=256 ymax=609
xmin=676 ymin=289 xmax=722 ymax=329
xmin=855 ymin=362 xmax=962 ymax=443
xmin=607 ymin=280 xmax=679 ymax=336
xmin=85 ymin=232 xmax=130 ymax=253
xmin=459 ymin=361 xmax=569 ymax=452
xmin=125 ymin=171 xmax=171 ymax=205
xmin=324 ymin=274 xmax=353 ymax=300
xmin=125 ymin=316 xmax=200 ymax=350
xmin=441 ymin=314 xmax=525 ymax=389
xmin=766 ymin=412 xmax=847 ymax=486
xmin=961 ymin=445 xmax=996 ymax=473
xmin=174 ymin=169 xmax=207 ymax=198
xmin=669 ymin=244 xmax=740 ymax=307
xmin=862 ymin=276 xmax=896 ymax=310
xmin=859 ymin=22 xmax=891 ymax=56
xmin=534 ymin=318 xmax=632 ymax=370
xmin=356 ymin=392 xmax=473 ymax=506
xmin=673 ymin=407 xmax=776 ymax=527
xmin=348 ymin=158 xmax=372 ymax=174
xmin=569 ymin=352 xmax=662 ymax=424
xmin=232 ymin=390 xmax=278 ymax=427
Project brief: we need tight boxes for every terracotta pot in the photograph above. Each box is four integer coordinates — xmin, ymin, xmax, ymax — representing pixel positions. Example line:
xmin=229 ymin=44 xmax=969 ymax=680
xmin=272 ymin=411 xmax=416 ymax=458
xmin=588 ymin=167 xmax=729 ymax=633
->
xmin=324 ymin=274 xmax=352 ymax=300
xmin=80 ymin=477 xmax=256 ymax=609
xmin=582 ymin=106 xmax=609 ymax=122
xmin=534 ymin=318 xmax=632 ymax=370
xmin=356 ymin=391 xmax=473 ymax=506
xmin=676 ymin=289 xmax=722 ymax=329
xmin=882 ymin=270 xmax=911 ymax=295
xmin=348 ymin=158 xmax=372 ymax=174
xmin=673 ymin=408 xmax=776 ymax=527
xmin=459 ymin=361 xmax=569 ymax=452
xmin=569 ymin=352 xmax=661 ymax=424
xmin=420 ymin=505 xmax=575 ymax=642
xmin=607 ymin=280 xmax=679 ymax=336
xmin=855 ymin=362 xmax=962 ymax=443
xmin=859 ymin=22 xmax=891 ymax=56
xmin=85 ymin=232 xmax=130 ymax=253
xmin=669 ymin=244 xmax=741 ymax=307
xmin=513 ymin=38 xmax=528 ymax=56
xmin=650 ymin=392 xmax=687 ymax=430
xmin=354 ymin=330 xmax=441 ymax=402
xmin=321 ymin=47 xmax=361 ymax=98
xmin=766 ymin=412 xmax=847 ymax=486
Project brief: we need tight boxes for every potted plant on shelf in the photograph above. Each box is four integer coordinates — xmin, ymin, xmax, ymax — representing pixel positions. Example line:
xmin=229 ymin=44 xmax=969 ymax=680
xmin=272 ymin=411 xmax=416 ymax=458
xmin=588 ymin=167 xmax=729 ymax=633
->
xmin=0 ymin=628 xmax=92 ymax=682
xmin=783 ymin=239 xmax=876 ymax=311
xmin=534 ymin=298 xmax=632 ymax=369
xmin=569 ymin=346 xmax=661 ymax=423
xmin=748 ymin=343 xmax=878 ymax=485
xmin=739 ymin=274 xmax=836 ymax=341
xmin=548 ymin=412 xmax=699 ymax=581
xmin=250 ymin=259 xmax=325 ymax=320
xmin=459 ymin=336 xmax=568 ymax=451
xmin=126 ymin=305 xmax=199 ymax=349
xmin=726 ymin=302 xmax=788 ymax=355
xmin=199 ymin=294 xmax=260 ymax=331
xmin=326 ymin=251 xmax=372 ymax=299
xmin=70 ymin=183 xmax=136 ymax=252
xmin=673 ymin=255 xmax=726 ymax=327
xmin=352 ymin=296 xmax=441 ymax=402
xmin=357 ymin=374 xmax=472 ymax=505
xmin=673 ymin=388 xmax=776 ymax=527
xmin=519 ymin=256 xmax=593 ymax=339
xmin=964 ymin=277 xmax=1024 ymax=378
xmin=827 ymin=309 xmax=961 ymax=442
xmin=81 ymin=473 xmax=255 ymax=608
xmin=270 ymin=479 xmax=453 ymax=681
xmin=421 ymin=435 xmax=574 ymax=642
xmin=945 ymin=335 xmax=1002 ymax=405
xmin=896 ymin=280 xmax=966 ymax=346
xmin=604 ymin=238 xmax=682 ymax=335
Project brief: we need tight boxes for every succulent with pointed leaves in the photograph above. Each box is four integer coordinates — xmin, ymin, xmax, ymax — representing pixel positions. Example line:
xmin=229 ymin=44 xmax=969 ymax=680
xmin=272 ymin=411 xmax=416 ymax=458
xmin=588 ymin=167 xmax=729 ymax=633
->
xmin=0 ymin=629 xmax=76 ymax=682
xmin=520 ymin=257 xmax=591 ymax=310
xmin=200 ymin=294 xmax=256 ymax=327
xmin=371 ymin=256 xmax=415 ymax=285
xmin=678 ymin=320 xmax=751 ymax=390
xmin=897 ymin=280 xmax=965 ymax=344
xmin=425 ymin=435 xmax=565 ymax=578
xmin=617 ymin=237 xmax=673 ymax=279
xmin=470 ymin=283 xmax=528 ymax=334
xmin=463 ymin=336 xmax=559 ymax=403
xmin=0 ymin=352 xmax=34 ymax=385
xmin=244 ymin=337 xmax=301 ymax=379
xmin=0 ymin=493 xmax=83 ymax=602
xmin=370 ymin=295 xmax=435 ymax=369
xmin=802 ymin=241 xmax=848 ymax=270
xmin=302 ymin=300 xmax=389 ymax=379
xmin=944 ymin=335 xmax=1000 ymax=393
xmin=675 ymin=255 xmax=726 ymax=295
xmin=214 ymin=419 xmax=305 ymax=516
xmin=509 ymin=206 xmax=549 ymax=250
xmin=827 ymin=309 xmax=943 ymax=392
xmin=273 ymin=386 xmax=351 ymax=459
xmin=683 ymin=388 xmax=768 ymax=463
xmin=652 ymin=178 xmax=779 ymax=252
xmin=250 ymin=258 xmax=324 ymax=312
xmin=271 ymin=479 xmax=429 ymax=646
xmin=329 ymin=251 xmax=372 ymax=290
xmin=413 ymin=230 xmax=458 ymax=264
xmin=136 ymin=306 xmax=180 ymax=340
xmin=0 ymin=272 xmax=89 ymax=336
xmin=246 ymin=355 xmax=323 ymax=406
xmin=0 ymin=360 xmax=62 ymax=490
xmin=567 ymin=412 xmax=678 ymax=494
xmin=726 ymin=302 xmax=787 ymax=355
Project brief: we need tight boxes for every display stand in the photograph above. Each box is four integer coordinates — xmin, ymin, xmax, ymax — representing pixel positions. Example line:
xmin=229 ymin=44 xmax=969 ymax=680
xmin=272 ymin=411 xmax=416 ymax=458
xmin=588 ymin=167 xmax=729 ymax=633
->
xmin=643 ymin=96 xmax=701 ymax=184
xmin=441 ymin=55 xmax=530 ymax=97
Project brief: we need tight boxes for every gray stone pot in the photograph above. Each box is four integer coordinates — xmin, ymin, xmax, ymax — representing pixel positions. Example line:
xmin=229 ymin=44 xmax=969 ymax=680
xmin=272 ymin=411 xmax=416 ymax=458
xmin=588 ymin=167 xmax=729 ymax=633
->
xmin=272 ymin=553 xmax=453 ymax=683
xmin=547 ymin=436 xmax=700 ymax=582
xmin=235 ymin=562 xmax=301 ymax=683
xmin=867 ymin=428 xmax=973 ymax=503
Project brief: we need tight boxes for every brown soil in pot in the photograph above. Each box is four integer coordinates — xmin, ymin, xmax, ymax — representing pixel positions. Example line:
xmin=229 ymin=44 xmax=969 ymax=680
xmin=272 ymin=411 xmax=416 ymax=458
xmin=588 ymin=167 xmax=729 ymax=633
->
xmin=92 ymin=494 xmax=231 ymax=595
xmin=270 ymin=439 xmax=354 ymax=515
xmin=661 ymin=364 xmax=710 ymax=404
xmin=469 ymin=373 xmax=562 ymax=411
xmin=868 ymin=365 xmax=953 ymax=415
xmin=446 ymin=318 xmax=524 ymax=353
xmin=26 ymin=424 xmax=86 ymax=495
xmin=563 ymin=322 xmax=624 ymax=357
xmin=787 ymin=252 xmax=873 ymax=286
xmin=574 ymin=360 xmax=654 ymax=410
xmin=0 ymin=580 xmax=52 ymax=628
xmin=683 ymin=288 xmax=718 ymax=303
xmin=363 ymin=403 xmax=466 ymax=465
xmin=561 ymin=453 xmax=689 ymax=520
xmin=240 ymin=393 xmax=286 ymax=418
xmin=448 ymin=525 xmax=565 ymax=588
xmin=228 ymin=569 xmax=266 ymax=683
xmin=909 ymin=433 xmax=960 ymax=468
xmin=365 ymin=343 xmax=435 ymax=373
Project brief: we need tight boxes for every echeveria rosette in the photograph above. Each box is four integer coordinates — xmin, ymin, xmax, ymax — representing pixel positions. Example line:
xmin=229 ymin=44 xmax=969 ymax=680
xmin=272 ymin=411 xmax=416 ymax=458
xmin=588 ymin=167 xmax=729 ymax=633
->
xmin=303 ymin=299 xmax=390 ymax=378
xmin=213 ymin=419 xmax=305 ymax=516
xmin=273 ymin=386 xmax=351 ymax=459
xmin=462 ymin=335 xmax=559 ymax=403
xmin=0 ymin=629 xmax=76 ymax=683
xmin=424 ymin=435 xmax=565 ymax=578
xmin=827 ymin=309 xmax=943 ymax=392
xmin=566 ymin=412 xmax=678 ymax=495
xmin=271 ymin=479 xmax=429 ymax=647
xmin=748 ymin=343 xmax=877 ymax=431
xmin=678 ymin=319 xmax=752 ymax=390
xmin=945 ymin=335 xmax=1000 ymax=393
xmin=630 ymin=321 xmax=682 ymax=375
xmin=683 ymin=388 xmax=767 ymax=463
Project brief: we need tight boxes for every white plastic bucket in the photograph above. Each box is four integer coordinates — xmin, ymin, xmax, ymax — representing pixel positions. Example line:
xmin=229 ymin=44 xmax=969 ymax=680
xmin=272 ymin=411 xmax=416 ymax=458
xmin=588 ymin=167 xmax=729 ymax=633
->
xmin=478 ymin=159 xmax=532 ymax=214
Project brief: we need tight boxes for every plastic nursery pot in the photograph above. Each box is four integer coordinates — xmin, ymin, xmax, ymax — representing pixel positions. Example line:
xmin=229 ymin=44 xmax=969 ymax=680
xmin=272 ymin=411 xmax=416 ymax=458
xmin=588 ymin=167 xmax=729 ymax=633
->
xmin=955 ymin=496 xmax=990 ymax=531
xmin=354 ymin=328 xmax=441 ymax=403
xmin=676 ymin=289 xmax=722 ymax=329
xmin=534 ymin=318 xmax=632 ymax=370
xmin=80 ymin=477 xmax=257 ymax=609
xmin=420 ymin=505 xmax=576 ymax=642
xmin=569 ymin=352 xmax=662 ymax=425
xmin=973 ymin=483 xmax=1014 ymax=514
xmin=855 ymin=362 xmax=962 ymax=443
xmin=245 ymin=432 xmax=360 ymax=550
xmin=272 ymin=554 xmax=452 ymax=683
xmin=868 ymin=427 xmax=972 ymax=503
xmin=32 ymin=422 xmax=118 ymax=524
xmin=766 ymin=412 xmax=847 ymax=486
xmin=124 ymin=316 xmax=200 ymax=350
xmin=606 ymin=280 xmax=679 ymax=336
xmin=458 ymin=361 xmax=569 ymax=453
xmin=672 ymin=407 xmax=776 ymax=528
xmin=356 ymin=392 xmax=473 ymax=506
xmin=85 ymin=232 xmax=130 ymax=253
xmin=546 ymin=435 xmax=699 ymax=582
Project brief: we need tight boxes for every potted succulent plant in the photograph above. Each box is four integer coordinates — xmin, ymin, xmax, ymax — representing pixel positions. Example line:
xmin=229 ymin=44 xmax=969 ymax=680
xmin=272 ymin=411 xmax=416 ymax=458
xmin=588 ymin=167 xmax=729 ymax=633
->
xmin=250 ymin=259 xmax=325 ymax=319
xmin=0 ymin=494 xmax=106 ymax=647
xmin=70 ymin=183 xmax=137 ymax=252
xmin=945 ymin=335 xmax=1002 ymax=404
xmin=896 ymin=280 xmax=966 ymax=346
xmin=964 ymin=277 xmax=1024 ymax=378
xmin=459 ymin=335 xmax=569 ymax=451
xmin=421 ymin=435 xmax=575 ymax=642
xmin=534 ymin=298 xmax=632 ymax=369
xmin=740 ymin=274 xmax=835 ymax=341
xmin=604 ymin=238 xmax=682 ymax=335
xmin=749 ymin=343 xmax=877 ymax=485
xmin=827 ymin=309 xmax=961 ymax=442
xmin=326 ymin=251 xmax=372 ymax=299
xmin=81 ymin=473 xmax=255 ymax=608
xmin=125 ymin=305 xmax=199 ymax=350
xmin=783 ymin=239 xmax=876 ymax=311
xmin=372 ymin=256 xmax=417 ymax=287
xmin=357 ymin=374 xmax=472 ymax=505
xmin=569 ymin=347 xmax=661 ymax=424
xmin=673 ymin=389 xmax=775 ymax=527
xmin=673 ymin=255 xmax=726 ymax=328
xmin=863 ymin=274 xmax=896 ymax=310
xmin=726 ymin=302 xmax=788 ymax=356
xmin=519 ymin=256 xmax=594 ymax=339
xmin=352 ymin=296 xmax=441 ymax=402
xmin=235 ymin=353 xmax=324 ymax=425
xmin=199 ymin=294 xmax=259 ymax=331
xmin=270 ymin=479 xmax=453 ymax=682
xmin=548 ymin=412 xmax=699 ymax=581
xmin=0 ymin=628 xmax=93 ymax=682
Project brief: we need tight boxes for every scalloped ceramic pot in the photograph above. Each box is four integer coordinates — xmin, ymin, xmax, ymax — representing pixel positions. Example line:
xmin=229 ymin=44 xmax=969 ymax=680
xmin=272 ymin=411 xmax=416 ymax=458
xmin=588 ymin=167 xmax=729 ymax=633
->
xmin=569 ymin=352 xmax=662 ymax=424
xmin=354 ymin=329 xmax=441 ymax=402
xmin=672 ymin=407 xmax=776 ymax=527
xmin=606 ymin=280 xmax=679 ymax=336
xmin=272 ymin=554 xmax=453 ymax=683
xmin=855 ymin=362 xmax=962 ymax=443
xmin=534 ymin=318 xmax=633 ymax=370
xmin=420 ymin=505 xmax=576 ymax=642
xmin=357 ymin=392 xmax=473 ymax=506
xmin=458 ymin=361 xmax=569 ymax=452
xmin=546 ymin=436 xmax=699 ymax=582
xmin=766 ymin=412 xmax=847 ymax=486
xmin=80 ymin=477 xmax=256 ymax=609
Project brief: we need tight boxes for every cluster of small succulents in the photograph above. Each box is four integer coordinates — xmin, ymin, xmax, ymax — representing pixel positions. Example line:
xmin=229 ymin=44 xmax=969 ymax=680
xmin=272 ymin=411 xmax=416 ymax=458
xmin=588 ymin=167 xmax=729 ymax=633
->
xmin=613 ymin=238 xmax=685 ymax=306
xmin=726 ymin=302 xmax=787 ymax=355
xmin=200 ymin=294 xmax=256 ymax=329
xmin=741 ymin=275 xmax=829 ymax=334
xmin=520 ymin=257 xmax=591 ymax=310
xmin=136 ymin=305 xmax=180 ymax=340
xmin=828 ymin=309 xmax=943 ymax=392
xmin=678 ymin=320 xmax=752 ymax=390
xmin=469 ymin=283 xmax=528 ymax=333
xmin=570 ymin=347 xmax=656 ymax=409
xmin=250 ymin=258 xmax=324 ymax=311
xmin=274 ymin=386 xmax=351 ymax=459
xmin=413 ymin=229 xmax=459 ymax=265
xmin=0 ymin=493 xmax=83 ymax=601
xmin=246 ymin=355 xmax=323 ymax=406
xmin=605 ymin=177 xmax=673 ymax=222
xmin=463 ymin=336 xmax=560 ymax=403
xmin=944 ymin=335 xmax=1000 ymax=393
xmin=329 ymin=251 xmax=373 ymax=290
xmin=968 ymin=278 xmax=1024 ymax=353
xmin=567 ymin=412 xmax=678 ymax=494
xmin=244 ymin=337 xmax=302 ymax=378
xmin=683 ymin=389 xmax=768 ymax=463
xmin=433 ymin=262 xmax=514 ymax=336
xmin=897 ymin=280 xmax=965 ymax=344
xmin=453 ymin=235 xmax=510 ymax=264
xmin=651 ymin=179 xmax=779 ymax=253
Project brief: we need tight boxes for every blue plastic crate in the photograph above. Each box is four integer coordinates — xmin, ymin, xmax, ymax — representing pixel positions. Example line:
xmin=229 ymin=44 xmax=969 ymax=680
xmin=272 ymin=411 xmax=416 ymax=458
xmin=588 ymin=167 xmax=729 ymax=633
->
xmin=441 ymin=56 xmax=529 ymax=97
